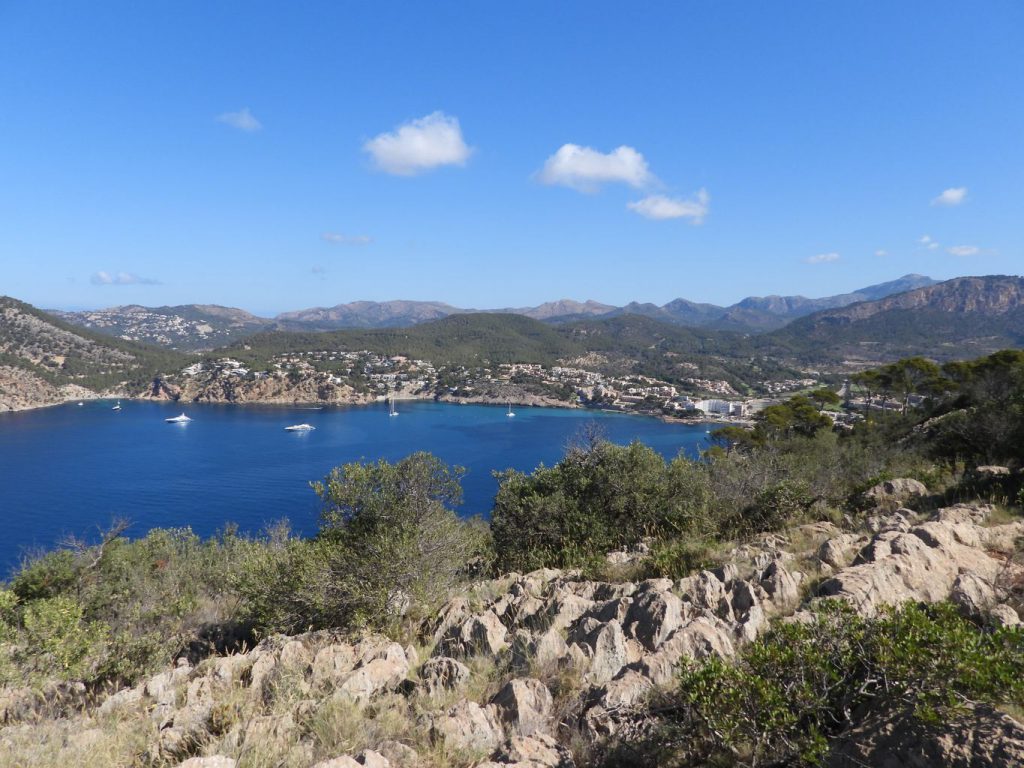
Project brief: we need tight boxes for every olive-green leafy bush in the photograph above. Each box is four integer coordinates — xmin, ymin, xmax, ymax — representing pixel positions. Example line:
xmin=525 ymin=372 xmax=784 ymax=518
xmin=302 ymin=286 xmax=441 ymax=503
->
xmin=658 ymin=601 xmax=1024 ymax=767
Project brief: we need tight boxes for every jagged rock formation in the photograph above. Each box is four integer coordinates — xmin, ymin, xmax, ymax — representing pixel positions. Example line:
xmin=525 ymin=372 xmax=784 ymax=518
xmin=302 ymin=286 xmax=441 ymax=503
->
xmin=2 ymin=496 xmax=1023 ymax=767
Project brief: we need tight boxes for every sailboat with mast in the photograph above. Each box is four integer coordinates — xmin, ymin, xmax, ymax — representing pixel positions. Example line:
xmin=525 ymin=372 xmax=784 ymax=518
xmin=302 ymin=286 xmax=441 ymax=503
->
xmin=507 ymin=402 xmax=515 ymax=418
xmin=389 ymin=394 xmax=399 ymax=417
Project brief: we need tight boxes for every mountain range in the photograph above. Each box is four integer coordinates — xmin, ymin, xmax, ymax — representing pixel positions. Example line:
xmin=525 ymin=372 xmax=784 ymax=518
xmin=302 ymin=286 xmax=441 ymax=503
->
xmin=4 ymin=275 xmax=1023 ymax=411
xmin=52 ymin=274 xmax=938 ymax=350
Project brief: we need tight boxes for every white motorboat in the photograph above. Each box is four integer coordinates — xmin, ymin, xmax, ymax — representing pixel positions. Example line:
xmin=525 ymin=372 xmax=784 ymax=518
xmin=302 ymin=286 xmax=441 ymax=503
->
xmin=112 ymin=401 xmax=122 ymax=411
xmin=165 ymin=413 xmax=192 ymax=423
xmin=285 ymin=423 xmax=315 ymax=431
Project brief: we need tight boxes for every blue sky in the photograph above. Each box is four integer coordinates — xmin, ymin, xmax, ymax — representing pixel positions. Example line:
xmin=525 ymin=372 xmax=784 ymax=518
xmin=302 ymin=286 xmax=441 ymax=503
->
xmin=1 ymin=2 xmax=1021 ymax=315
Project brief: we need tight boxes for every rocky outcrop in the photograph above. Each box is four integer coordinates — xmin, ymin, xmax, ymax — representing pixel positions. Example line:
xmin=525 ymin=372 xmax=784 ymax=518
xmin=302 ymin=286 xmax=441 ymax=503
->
xmin=862 ymin=477 xmax=928 ymax=508
xmin=827 ymin=704 xmax=1024 ymax=767
xmin=5 ymin=502 xmax=1023 ymax=767
xmin=814 ymin=504 xmax=1023 ymax=618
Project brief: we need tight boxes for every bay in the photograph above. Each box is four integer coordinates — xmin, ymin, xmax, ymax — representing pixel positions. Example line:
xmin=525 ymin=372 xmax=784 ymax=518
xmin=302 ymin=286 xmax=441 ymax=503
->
xmin=0 ymin=400 xmax=710 ymax=575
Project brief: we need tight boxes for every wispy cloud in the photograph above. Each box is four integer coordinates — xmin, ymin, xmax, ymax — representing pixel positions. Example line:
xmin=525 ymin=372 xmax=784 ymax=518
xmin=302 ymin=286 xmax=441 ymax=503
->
xmin=363 ymin=111 xmax=472 ymax=175
xmin=90 ymin=271 xmax=161 ymax=286
xmin=627 ymin=189 xmax=708 ymax=223
xmin=874 ymin=249 xmax=888 ymax=257
xmin=538 ymin=144 xmax=655 ymax=193
xmin=931 ymin=186 xmax=967 ymax=207
xmin=919 ymin=235 xmax=940 ymax=250
xmin=321 ymin=232 xmax=373 ymax=246
xmin=216 ymin=107 xmax=262 ymax=133
xmin=805 ymin=252 xmax=840 ymax=265
xmin=947 ymin=244 xmax=980 ymax=257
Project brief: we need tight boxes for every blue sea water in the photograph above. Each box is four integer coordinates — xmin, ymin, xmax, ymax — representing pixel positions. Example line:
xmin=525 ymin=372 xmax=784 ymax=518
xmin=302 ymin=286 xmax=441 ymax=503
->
xmin=0 ymin=400 xmax=710 ymax=575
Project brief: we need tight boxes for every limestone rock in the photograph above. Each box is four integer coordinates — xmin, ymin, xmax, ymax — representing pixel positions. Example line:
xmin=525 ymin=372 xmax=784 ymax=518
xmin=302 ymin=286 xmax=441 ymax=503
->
xmin=636 ymin=616 xmax=735 ymax=685
xmin=950 ymin=572 xmax=997 ymax=620
xmin=430 ymin=699 xmax=504 ymax=752
xmin=584 ymin=621 xmax=629 ymax=685
xmin=311 ymin=758 xmax=362 ymax=768
xmin=818 ymin=534 xmax=867 ymax=570
xmin=863 ymin=478 xmax=928 ymax=508
xmin=175 ymin=758 xmax=237 ymax=768
xmin=583 ymin=669 xmax=655 ymax=738
xmin=376 ymin=740 xmax=420 ymax=766
xmin=758 ymin=559 xmax=801 ymax=611
xmin=98 ymin=685 xmax=143 ymax=716
xmin=438 ymin=611 xmax=508 ymax=658
xmin=816 ymin=511 xmax=1004 ymax=617
xmin=357 ymin=750 xmax=392 ymax=768
xmin=489 ymin=733 xmax=575 ymax=767
xmin=333 ymin=648 xmax=409 ymax=703
xmin=490 ymin=678 xmax=554 ymax=737
xmin=827 ymin=705 xmax=1024 ymax=768
xmin=623 ymin=584 xmax=683 ymax=651
xmin=311 ymin=643 xmax=357 ymax=689
xmin=419 ymin=656 xmax=470 ymax=696
xmin=543 ymin=594 xmax=596 ymax=634
xmin=678 ymin=570 xmax=733 ymax=621
xmin=421 ymin=597 xmax=471 ymax=645
xmin=990 ymin=604 xmax=1022 ymax=628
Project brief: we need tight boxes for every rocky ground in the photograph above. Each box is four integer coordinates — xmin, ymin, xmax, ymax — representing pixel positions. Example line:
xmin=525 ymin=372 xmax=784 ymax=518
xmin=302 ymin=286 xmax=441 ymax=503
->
xmin=2 ymin=483 xmax=1023 ymax=767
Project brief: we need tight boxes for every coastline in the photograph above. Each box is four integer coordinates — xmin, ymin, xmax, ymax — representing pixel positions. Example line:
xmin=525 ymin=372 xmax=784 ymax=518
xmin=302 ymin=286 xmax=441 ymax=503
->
xmin=2 ymin=390 xmax=737 ymax=430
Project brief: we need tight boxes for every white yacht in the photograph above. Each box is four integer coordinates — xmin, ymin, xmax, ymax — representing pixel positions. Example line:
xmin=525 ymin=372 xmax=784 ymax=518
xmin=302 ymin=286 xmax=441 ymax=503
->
xmin=112 ymin=401 xmax=122 ymax=411
xmin=165 ymin=413 xmax=192 ymax=423
xmin=284 ymin=423 xmax=315 ymax=431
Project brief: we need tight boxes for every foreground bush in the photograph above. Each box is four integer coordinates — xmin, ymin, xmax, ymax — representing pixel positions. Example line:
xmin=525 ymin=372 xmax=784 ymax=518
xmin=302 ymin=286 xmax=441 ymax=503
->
xmin=491 ymin=440 xmax=714 ymax=572
xmin=653 ymin=601 xmax=1024 ymax=767
xmin=0 ymin=526 xmax=250 ymax=688
xmin=488 ymin=426 xmax=931 ymax=574
xmin=235 ymin=452 xmax=490 ymax=634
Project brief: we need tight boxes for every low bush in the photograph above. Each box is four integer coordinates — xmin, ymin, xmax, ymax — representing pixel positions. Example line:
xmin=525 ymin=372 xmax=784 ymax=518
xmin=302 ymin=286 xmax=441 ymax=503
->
xmin=653 ymin=601 xmax=1024 ymax=767
xmin=235 ymin=452 xmax=491 ymax=635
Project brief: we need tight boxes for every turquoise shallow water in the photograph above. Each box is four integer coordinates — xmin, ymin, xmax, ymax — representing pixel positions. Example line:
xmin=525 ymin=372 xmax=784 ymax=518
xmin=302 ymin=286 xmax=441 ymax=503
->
xmin=0 ymin=399 xmax=710 ymax=575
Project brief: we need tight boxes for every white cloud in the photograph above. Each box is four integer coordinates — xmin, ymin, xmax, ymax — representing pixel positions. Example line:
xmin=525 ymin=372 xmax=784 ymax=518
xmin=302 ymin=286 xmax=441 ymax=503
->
xmin=90 ymin=271 xmax=161 ymax=286
xmin=931 ymin=186 xmax=967 ymax=207
xmin=875 ymin=249 xmax=888 ymax=257
xmin=947 ymin=245 xmax=980 ymax=257
xmin=627 ymin=189 xmax=709 ymax=223
xmin=805 ymin=252 xmax=840 ymax=265
xmin=322 ymin=232 xmax=372 ymax=246
xmin=363 ymin=111 xmax=472 ymax=175
xmin=538 ymin=144 xmax=655 ymax=192
xmin=216 ymin=107 xmax=262 ymax=132
xmin=919 ymin=235 xmax=940 ymax=250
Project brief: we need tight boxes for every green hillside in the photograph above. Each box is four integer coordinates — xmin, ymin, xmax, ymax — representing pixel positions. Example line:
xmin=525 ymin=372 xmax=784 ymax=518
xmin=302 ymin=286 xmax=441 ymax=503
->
xmin=1 ymin=296 xmax=189 ymax=392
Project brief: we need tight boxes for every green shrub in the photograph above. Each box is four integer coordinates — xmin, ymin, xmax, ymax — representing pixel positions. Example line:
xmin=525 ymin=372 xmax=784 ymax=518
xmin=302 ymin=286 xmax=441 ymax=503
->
xmin=491 ymin=440 xmax=702 ymax=572
xmin=236 ymin=453 xmax=490 ymax=635
xmin=658 ymin=601 xmax=1024 ymax=767
xmin=10 ymin=550 xmax=79 ymax=601
xmin=20 ymin=596 xmax=108 ymax=681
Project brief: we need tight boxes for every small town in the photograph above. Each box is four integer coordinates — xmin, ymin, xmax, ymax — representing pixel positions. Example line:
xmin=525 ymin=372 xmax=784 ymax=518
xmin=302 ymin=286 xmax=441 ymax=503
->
xmin=173 ymin=350 xmax=856 ymax=424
